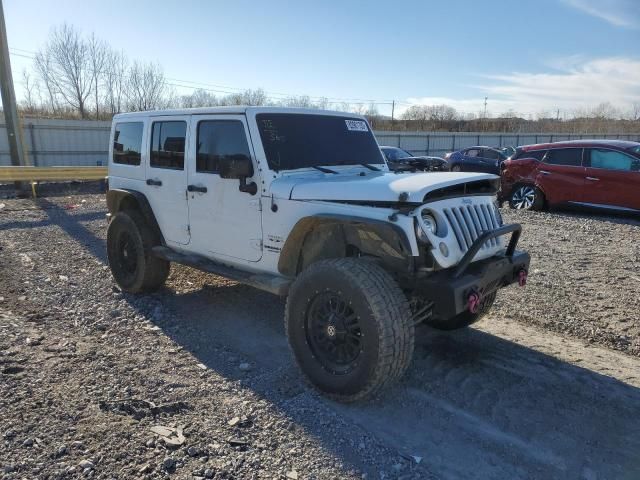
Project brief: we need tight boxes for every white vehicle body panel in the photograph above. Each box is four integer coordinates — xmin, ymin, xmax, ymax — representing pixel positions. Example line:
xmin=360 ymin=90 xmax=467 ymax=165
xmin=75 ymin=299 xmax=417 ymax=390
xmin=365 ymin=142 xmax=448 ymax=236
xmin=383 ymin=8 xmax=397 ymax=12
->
xmin=185 ymin=114 xmax=263 ymax=262
xmin=109 ymin=107 xmax=505 ymax=277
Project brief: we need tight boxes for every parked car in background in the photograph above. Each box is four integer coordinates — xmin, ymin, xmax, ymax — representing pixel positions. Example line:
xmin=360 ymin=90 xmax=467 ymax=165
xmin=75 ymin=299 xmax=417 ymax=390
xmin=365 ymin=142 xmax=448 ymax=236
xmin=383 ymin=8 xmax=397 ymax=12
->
xmin=380 ymin=146 xmax=448 ymax=172
xmin=445 ymin=146 xmax=508 ymax=174
xmin=500 ymin=140 xmax=640 ymax=212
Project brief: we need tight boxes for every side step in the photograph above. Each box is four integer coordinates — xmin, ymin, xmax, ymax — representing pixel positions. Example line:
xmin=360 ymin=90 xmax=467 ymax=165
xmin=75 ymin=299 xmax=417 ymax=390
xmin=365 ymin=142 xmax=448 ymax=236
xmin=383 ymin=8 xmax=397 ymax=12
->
xmin=152 ymin=246 xmax=292 ymax=296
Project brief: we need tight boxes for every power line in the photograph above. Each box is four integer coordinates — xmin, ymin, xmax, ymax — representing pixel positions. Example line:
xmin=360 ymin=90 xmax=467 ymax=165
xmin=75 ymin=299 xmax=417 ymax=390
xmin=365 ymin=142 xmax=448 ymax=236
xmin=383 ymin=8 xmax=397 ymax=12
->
xmin=8 ymin=47 xmax=394 ymax=106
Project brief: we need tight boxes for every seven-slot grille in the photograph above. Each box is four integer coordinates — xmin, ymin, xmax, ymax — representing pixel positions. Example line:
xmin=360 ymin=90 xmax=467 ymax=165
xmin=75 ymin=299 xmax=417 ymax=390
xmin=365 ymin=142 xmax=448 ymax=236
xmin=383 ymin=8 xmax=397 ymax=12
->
xmin=442 ymin=203 xmax=501 ymax=252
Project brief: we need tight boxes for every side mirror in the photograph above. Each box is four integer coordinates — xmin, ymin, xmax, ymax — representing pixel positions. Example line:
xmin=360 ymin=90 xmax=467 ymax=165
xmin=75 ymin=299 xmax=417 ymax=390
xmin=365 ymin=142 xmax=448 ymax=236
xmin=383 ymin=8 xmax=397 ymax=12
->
xmin=218 ymin=155 xmax=257 ymax=195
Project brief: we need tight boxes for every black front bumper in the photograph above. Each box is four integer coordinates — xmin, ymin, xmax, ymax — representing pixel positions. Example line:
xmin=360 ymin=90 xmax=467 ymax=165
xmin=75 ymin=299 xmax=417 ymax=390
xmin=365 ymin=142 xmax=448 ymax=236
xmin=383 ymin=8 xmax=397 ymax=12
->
xmin=415 ymin=223 xmax=530 ymax=321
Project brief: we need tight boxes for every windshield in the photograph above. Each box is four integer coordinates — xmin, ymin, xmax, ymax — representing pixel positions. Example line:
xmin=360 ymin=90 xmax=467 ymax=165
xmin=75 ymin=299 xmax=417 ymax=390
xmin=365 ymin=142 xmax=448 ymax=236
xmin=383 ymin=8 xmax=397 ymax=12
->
xmin=256 ymin=113 xmax=385 ymax=171
xmin=382 ymin=147 xmax=413 ymax=161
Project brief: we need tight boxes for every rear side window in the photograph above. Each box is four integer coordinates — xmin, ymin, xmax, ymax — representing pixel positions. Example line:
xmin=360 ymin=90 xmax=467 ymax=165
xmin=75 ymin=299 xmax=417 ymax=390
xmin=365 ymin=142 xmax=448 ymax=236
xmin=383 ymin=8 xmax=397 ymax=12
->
xmin=466 ymin=149 xmax=480 ymax=157
xmin=150 ymin=121 xmax=187 ymax=170
xmin=544 ymin=148 xmax=582 ymax=167
xmin=196 ymin=121 xmax=251 ymax=173
xmin=113 ymin=122 xmax=143 ymax=166
xmin=589 ymin=149 xmax=640 ymax=171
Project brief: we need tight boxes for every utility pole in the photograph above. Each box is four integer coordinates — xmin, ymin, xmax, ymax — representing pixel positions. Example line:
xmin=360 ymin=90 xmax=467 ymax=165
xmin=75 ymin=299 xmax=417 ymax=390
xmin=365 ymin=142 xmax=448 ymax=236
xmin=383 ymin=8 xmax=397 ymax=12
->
xmin=0 ymin=0 xmax=26 ymax=193
xmin=483 ymin=96 xmax=488 ymax=131
xmin=556 ymin=108 xmax=560 ymax=121
xmin=391 ymin=100 xmax=395 ymax=125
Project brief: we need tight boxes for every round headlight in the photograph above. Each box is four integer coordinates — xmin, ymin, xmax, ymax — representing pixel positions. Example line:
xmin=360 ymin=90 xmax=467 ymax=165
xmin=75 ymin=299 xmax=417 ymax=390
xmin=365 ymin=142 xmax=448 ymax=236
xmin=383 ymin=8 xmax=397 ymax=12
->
xmin=421 ymin=213 xmax=437 ymax=235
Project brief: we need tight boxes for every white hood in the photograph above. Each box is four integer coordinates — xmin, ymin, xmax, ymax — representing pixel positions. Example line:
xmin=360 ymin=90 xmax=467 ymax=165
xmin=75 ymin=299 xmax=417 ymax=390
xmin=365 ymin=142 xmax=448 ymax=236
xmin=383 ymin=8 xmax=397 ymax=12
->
xmin=270 ymin=171 xmax=498 ymax=203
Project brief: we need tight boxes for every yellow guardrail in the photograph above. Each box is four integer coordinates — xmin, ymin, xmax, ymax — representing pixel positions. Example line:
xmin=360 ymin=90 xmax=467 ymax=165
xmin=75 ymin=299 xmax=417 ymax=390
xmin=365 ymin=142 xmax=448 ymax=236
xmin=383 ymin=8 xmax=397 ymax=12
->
xmin=0 ymin=166 xmax=107 ymax=182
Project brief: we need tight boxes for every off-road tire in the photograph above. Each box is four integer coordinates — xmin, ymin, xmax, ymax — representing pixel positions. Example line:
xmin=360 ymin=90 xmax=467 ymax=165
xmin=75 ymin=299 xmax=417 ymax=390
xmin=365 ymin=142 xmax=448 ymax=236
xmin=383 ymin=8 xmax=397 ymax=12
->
xmin=509 ymin=184 xmax=545 ymax=211
xmin=107 ymin=210 xmax=169 ymax=293
xmin=426 ymin=292 xmax=496 ymax=331
xmin=285 ymin=258 xmax=414 ymax=402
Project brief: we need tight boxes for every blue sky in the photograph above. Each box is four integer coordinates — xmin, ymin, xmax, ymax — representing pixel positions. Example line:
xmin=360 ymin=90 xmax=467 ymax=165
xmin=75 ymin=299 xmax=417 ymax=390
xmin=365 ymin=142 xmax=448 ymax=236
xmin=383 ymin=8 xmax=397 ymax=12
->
xmin=4 ymin=0 xmax=640 ymax=117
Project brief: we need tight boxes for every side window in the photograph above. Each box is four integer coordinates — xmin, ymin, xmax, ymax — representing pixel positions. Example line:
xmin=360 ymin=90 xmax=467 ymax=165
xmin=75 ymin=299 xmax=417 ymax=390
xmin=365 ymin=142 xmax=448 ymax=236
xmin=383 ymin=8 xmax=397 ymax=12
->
xmin=482 ymin=149 xmax=500 ymax=160
xmin=524 ymin=150 xmax=546 ymax=161
xmin=196 ymin=120 xmax=251 ymax=173
xmin=544 ymin=148 xmax=582 ymax=167
xmin=150 ymin=121 xmax=186 ymax=170
xmin=113 ymin=122 xmax=143 ymax=166
xmin=466 ymin=149 xmax=479 ymax=157
xmin=589 ymin=149 xmax=640 ymax=172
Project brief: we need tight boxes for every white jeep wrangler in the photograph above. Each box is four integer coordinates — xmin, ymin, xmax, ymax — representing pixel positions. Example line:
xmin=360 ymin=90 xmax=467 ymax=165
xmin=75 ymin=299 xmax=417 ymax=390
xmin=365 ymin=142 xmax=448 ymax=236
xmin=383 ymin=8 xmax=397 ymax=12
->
xmin=106 ymin=107 xmax=530 ymax=401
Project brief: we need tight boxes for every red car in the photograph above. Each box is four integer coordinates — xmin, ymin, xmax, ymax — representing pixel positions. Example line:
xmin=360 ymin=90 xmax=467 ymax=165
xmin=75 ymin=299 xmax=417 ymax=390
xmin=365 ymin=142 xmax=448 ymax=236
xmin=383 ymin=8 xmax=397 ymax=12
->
xmin=500 ymin=140 xmax=640 ymax=213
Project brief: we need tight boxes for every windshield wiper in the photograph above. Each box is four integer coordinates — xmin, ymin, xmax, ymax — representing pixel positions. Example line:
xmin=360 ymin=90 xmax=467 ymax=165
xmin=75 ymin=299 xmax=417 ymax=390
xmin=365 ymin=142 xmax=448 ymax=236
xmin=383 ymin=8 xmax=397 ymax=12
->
xmin=310 ymin=165 xmax=338 ymax=174
xmin=339 ymin=161 xmax=381 ymax=171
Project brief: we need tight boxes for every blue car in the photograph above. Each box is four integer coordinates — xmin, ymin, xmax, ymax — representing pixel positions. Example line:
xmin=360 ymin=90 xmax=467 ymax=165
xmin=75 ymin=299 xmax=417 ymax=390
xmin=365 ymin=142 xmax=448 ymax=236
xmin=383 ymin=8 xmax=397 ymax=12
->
xmin=445 ymin=146 xmax=510 ymax=174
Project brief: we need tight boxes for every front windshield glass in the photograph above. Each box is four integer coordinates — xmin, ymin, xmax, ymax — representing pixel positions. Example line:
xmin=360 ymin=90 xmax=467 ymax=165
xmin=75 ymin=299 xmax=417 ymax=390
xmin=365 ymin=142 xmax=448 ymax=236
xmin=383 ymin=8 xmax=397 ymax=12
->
xmin=627 ymin=145 xmax=640 ymax=155
xmin=256 ymin=113 xmax=385 ymax=171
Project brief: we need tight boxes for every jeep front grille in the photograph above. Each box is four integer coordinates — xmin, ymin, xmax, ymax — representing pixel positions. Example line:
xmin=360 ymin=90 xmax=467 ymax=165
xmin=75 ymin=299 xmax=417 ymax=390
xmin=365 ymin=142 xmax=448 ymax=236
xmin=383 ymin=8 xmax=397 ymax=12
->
xmin=443 ymin=203 xmax=501 ymax=252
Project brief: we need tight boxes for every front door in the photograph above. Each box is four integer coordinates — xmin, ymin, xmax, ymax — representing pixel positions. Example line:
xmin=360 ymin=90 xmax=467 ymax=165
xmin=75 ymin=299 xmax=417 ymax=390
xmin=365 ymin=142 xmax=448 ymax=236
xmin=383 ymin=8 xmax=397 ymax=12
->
xmin=584 ymin=148 xmax=640 ymax=210
xmin=186 ymin=115 xmax=263 ymax=262
xmin=144 ymin=116 xmax=190 ymax=245
xmin=535 ymin=147 xmax=586 ymax=204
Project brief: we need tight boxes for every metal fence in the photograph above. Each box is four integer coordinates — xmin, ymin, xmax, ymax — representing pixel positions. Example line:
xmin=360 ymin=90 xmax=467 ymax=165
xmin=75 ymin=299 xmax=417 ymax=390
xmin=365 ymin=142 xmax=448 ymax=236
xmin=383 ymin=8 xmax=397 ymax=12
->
xmin=1 ymin=118 xmax=639 ymax=167
xmin=376 ymin=131 xmax=640 ymax=157
xmin=0 ymin=118 xmax=110 ymax=167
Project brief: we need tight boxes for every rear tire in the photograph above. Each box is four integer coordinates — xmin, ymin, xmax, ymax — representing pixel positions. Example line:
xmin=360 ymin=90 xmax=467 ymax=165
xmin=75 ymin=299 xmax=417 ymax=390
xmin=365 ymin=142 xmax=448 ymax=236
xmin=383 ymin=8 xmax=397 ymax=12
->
xmin=509 ymin=184 xmax=545 ymax=211
xmin=427 ymin=292 xmax=496 ymax=331
xmin=285 ymin=258 xmax=414 ymax=402
xmin=107 ymin=210 xmax=169 ymax=293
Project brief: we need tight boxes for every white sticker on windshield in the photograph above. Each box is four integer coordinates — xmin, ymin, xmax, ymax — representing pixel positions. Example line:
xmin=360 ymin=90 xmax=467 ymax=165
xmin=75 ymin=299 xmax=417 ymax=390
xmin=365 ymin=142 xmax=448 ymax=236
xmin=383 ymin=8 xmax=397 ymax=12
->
xmin=345 ymin=120 xmax=368 ymax=132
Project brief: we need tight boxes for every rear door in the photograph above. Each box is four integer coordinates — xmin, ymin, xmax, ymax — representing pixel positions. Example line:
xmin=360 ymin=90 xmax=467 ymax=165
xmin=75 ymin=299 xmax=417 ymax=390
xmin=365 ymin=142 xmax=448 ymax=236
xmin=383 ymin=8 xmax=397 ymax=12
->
xmin=186 ymin=115 xmax=263 ymax=262
xmin=535 ymin=148 xmax=586 ymax=204
xmin=145 ymin=116 xmax=190 ymax=245
xmin=584 ymin=148 xmax=640 ymax=210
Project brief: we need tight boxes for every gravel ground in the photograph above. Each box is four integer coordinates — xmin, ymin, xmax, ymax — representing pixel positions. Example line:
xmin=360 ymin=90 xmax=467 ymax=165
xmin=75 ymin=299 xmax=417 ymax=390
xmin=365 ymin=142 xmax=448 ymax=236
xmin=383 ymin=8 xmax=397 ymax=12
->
xmin=1 ymin=191 xmax=639 ymax=479
xmin=496 ymin=208 xmax=640 ymax=356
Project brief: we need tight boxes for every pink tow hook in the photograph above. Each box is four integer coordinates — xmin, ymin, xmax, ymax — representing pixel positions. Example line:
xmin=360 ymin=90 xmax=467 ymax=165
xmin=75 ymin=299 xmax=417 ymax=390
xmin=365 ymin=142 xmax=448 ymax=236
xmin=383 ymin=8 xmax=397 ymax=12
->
xmin=467 ymin=292 xmax=481 ymax=314
xmin=518 ymin=269 xmax=528 ymax=287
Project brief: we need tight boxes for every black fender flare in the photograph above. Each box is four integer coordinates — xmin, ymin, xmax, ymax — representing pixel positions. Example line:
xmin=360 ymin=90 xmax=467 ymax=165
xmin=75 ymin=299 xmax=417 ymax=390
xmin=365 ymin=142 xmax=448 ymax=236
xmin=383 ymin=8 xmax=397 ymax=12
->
xmin=278 ymin=214 xmax=414 ymax=277
xmin=106 ymin=188 xmax=164 ymax=244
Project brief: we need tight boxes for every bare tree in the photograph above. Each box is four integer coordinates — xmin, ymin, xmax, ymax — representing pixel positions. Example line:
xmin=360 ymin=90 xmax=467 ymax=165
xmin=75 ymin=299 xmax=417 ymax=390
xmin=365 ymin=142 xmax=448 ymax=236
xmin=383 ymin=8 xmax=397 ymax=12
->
xmin=88 ymin=33 xmax=108 ymax=118
xmin=34 ymin=24 xmax=93 ymax=118
xmin=20 ymin=70 xmax=37 ymax=113
xmin=125 ymin=61 xmax=167 ymax=111
xmin=104 ymin=50 xmax=128 ymax=114
xmin=180 ymin=88 xmax=217 ymax=108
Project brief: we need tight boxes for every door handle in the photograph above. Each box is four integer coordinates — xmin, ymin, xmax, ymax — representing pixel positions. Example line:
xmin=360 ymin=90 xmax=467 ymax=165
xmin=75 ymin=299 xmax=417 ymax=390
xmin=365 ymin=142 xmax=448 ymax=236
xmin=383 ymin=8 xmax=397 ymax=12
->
xmin=586 ymin=176 xmax=599 ymax=181
xmin=146 ymin=178 xmax=162 ymax=186
xmin=187 ymin=184 xmax=208 ymax=193
xmin=539 ymin=170 xmax=551 ymax=175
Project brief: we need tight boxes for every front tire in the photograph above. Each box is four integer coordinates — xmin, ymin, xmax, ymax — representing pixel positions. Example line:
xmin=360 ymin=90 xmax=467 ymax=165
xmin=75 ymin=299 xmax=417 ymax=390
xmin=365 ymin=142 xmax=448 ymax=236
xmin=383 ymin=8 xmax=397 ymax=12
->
xmin=285 ymin=258 xmax=414 ymax=402
xmin=509 ymin=184 xmax=545 ymax=210
xmin=107 ymin=210 xmax=169 ymax=293
xmin=450 ymin=164 xmax=462 ymax=172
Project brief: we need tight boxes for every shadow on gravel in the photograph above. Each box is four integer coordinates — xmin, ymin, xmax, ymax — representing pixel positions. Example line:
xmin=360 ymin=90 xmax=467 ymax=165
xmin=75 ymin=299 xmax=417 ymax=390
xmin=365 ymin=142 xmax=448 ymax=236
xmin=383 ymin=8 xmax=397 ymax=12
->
xmin=0 ymin=211 xmax=105 ymax=232
xmin=32 ymin=198 xmax=108 ymax=263
xmin=150 ymin=284 xmax=640 ymax=480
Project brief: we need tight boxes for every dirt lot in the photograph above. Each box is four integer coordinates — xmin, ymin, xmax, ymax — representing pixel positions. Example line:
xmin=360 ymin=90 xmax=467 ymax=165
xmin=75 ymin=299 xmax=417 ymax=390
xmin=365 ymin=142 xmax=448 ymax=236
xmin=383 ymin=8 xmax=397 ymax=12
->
xmin=1 ymin=190 xmax=639 ymax=479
